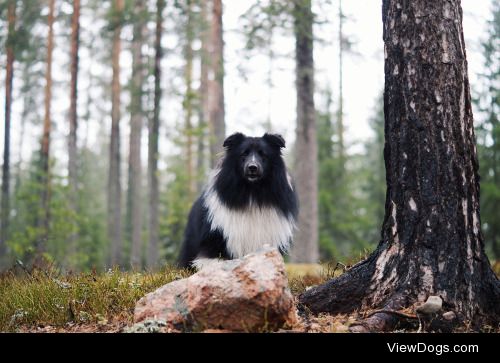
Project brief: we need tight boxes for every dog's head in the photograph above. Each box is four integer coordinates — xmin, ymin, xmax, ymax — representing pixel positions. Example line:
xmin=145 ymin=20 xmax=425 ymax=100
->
xmin=222 ymin=132 xmax=286 ymax=184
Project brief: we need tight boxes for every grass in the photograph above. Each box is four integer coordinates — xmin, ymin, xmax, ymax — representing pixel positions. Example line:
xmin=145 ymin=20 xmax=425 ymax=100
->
xmin=1 ymin=259 xmax=498 ymax=332
xmin=0 ymin=262 xmax=330 ymax=332
xmin=0 ymin=266 xmax=190 ymax=332
xmin=492 ymin=260 xmax=500 ymax=276
xmin=286 ymin=259 xmax=361 ymax=295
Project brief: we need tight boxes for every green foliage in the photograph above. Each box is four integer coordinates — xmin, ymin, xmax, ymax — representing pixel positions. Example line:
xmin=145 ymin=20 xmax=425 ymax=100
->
xmin=72 ymin=146 xmax=108 ymax=270
xmin=0 ymin=266 xmax=190 ymax=331
xmin=7 ymin=144 xmax=109 ymax=272
xmin=160 ymin=128 xmax=195 ymax=263
xmin=8 ymin=155 xmax=72 ymax=266
xmin=240 ymin=0 xmax=292 ymax=53
xmin=361 ymin=93 xmax=386 ymax=244
xmin=474 ymin=1 xmax=500 ymax=259
xmin=316 ymin=89 xmax=381 ymax=262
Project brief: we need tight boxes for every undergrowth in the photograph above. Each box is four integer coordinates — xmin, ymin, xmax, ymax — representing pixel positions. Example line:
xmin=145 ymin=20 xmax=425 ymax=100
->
xmin=0 ymin=265 xmax=190 ymax=332
xmin=1 ymin=258 xmax=497 ymax=332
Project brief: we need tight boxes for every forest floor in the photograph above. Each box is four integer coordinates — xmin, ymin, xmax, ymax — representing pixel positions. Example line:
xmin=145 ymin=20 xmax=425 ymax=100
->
xmin=1 ymin=260 xmax=499 ymax=333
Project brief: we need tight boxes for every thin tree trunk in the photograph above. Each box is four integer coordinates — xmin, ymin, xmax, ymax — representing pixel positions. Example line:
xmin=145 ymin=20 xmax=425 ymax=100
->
xmin=15 ymin=92 xmax=27 ymax=199
xmin=15 ymin=64 xmax=33 ymax=207
xmin=337 ymin=0 xmax=344 ymax=168
xmin=266 ymin=27 xmax=274 ymax=131
xmin=0 ymin=0 xmax=16 ymax=263
xmin=37 ymin=0 xmax=56 ymax=262
xmin=208 ymin=0 xmax=225 ymax=167
xmin=291 ymin=0 xmax=318 ymax=263
xmin=108 ymin=0 xmax=124 ymax=268
xmin=300 ymin=0 xmax=500 ymax=331
xmin=67 ymin=0 xmax=80 ymax=267
xmin=128 ymin=0 xmax=146 ymax=269
xmin=196 ymin=0 xmax=209 ymax=193
xmin=83 ymin=41 xmax=95 ymax=151
xmin=184 ymin=0 xmax=195 ymax=201
xmin=147 ymin=0 xmax=165 ymax=269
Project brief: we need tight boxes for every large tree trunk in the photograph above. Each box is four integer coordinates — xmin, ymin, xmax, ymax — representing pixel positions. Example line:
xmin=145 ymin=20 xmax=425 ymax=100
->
xmin=0 ymin=0 xmax=16 ymax=264
xmin=108 ymin=0 xmax=124 ymax=268
xmin=128 ymin=0 xmax=146 ymax=270
xmin=37 ymin=0 xmax=56 ymax=261
xmin=147 ymin=0 xmax=165 ymax=269
xmin=184 ymin=0 xmax=195 ymax=201
xmin=300 ymin=0 xmax=500 ymax=330
xmin=291 ymin=0 xmax=318 ymax=263
xmin=208 ymin=0 xmax=225 ymax=167
xmin=67 ymin=0 xmax=80 ymax=266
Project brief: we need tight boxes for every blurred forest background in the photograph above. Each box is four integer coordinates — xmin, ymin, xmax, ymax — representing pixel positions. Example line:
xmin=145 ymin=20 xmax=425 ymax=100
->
xmin=0 ymin=0 xmax=498 ymax=271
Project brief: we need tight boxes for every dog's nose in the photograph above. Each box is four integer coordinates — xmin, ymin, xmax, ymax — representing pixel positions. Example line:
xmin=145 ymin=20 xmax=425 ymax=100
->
xmin=248 ymin=164 xmax=258 ymax=173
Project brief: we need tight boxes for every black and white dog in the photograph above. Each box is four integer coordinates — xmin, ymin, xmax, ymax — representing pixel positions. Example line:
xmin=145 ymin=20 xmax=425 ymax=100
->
xmin=178 ymin=132 xmax=298 ymax=269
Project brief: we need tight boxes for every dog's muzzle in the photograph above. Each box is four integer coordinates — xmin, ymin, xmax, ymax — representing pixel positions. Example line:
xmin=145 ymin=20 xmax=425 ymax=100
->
xmin=244 ymin=161 xmax=262 ymax=182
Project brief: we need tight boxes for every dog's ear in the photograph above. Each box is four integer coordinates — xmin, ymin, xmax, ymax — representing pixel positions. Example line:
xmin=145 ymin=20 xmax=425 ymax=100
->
xmin=223 ymin=132 xmax=246 ymax=149
xmin=263 ymin=133 xmax=285 ymax=149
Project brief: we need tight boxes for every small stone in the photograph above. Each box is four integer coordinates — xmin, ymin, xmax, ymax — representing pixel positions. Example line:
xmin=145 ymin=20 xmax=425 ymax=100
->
xmin=416 ymin=295 xmax=443 ymax=314
xmin=134 ymin=247 xmax=297 ymax=332
xmin=442 ymin=311 xmax=456 ymax=321
xmin=124 ymin=319 xmax=168 ymax=333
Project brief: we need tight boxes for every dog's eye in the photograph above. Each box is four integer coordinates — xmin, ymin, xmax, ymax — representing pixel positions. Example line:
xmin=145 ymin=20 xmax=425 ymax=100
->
xmin=241 ymin=151 xmax=249 ymax=158
xmin=258 ymin=150 xmax=266 ymax=158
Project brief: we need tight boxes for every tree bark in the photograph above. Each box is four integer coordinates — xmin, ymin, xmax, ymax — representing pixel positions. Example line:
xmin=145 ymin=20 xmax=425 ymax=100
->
xmin=37 ymin=0 xmax=56 ymax=261
xmin=291 ymin=0 xmax=319 ymax=263
xmin=108 ymin=0 xmax=124 ymax=268
xmin=147 ymin=0 xmax=165 ymax=269
xmin=300 ymin=0 xmax=500 ymax=330
xmin=1 ymin=0 xmax=16 ymax=263
xmin=67 ymin=0 xmax=80 ymax=266
xmin=128 ymin=0 xmax=146 ymax=270
xmin=208 ymin=0 xmax=225 ymax=167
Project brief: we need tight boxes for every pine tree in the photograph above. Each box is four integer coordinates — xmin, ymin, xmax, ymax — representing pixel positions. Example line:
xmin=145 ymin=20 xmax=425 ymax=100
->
xmin=108 ymin=0 xmax=124 ymax=267
xmin=147 ymin=0 xmax=166 ymax=269
xmin=67 ymin=0 xmax=81 ymax=266
xmin=291 ymin=0 xmax=318 ymax=263
xmin=208 ymin=0 xmax=225 ymax=167
xmin=36 ymin=0 xmax=56 ymax=264
xmin=0 ymin=0 xmax=17 ymax=265
xmin=301 ymin=0 xmax=500 ymax=331
xmin=184 ymin=0 xmax=196 ymax=201
xmin=128 ymin=0 xmax=147 ymax=269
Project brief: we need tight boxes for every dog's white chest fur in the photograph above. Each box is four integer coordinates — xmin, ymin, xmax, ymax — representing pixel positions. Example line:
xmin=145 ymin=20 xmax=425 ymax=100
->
xmin=204 ymin=190 xmax=294 ymax=259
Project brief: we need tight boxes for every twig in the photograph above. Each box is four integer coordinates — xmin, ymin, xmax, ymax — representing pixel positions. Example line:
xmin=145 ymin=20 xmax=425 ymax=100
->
xmin=15 ymin=260 xmax=34 ymax=281
xmin=364 ymin=309 xmax=418 ymax=320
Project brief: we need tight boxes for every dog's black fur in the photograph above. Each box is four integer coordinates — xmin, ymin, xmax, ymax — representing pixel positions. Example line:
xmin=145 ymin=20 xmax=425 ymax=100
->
xmin=177 ymin=132 xmax=298 ymax=268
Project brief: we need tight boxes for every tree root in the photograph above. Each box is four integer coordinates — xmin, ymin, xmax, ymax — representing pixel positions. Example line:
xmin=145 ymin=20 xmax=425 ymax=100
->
xmin=298 ymin=254 xmax=377 ymax=315
xmin=299 ymin=245 xmax=500 ymax=332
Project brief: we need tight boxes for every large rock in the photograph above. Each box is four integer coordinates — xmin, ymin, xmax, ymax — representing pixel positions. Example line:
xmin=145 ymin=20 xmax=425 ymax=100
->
xmin=134 ymin=247 xmax=297 ymax=332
